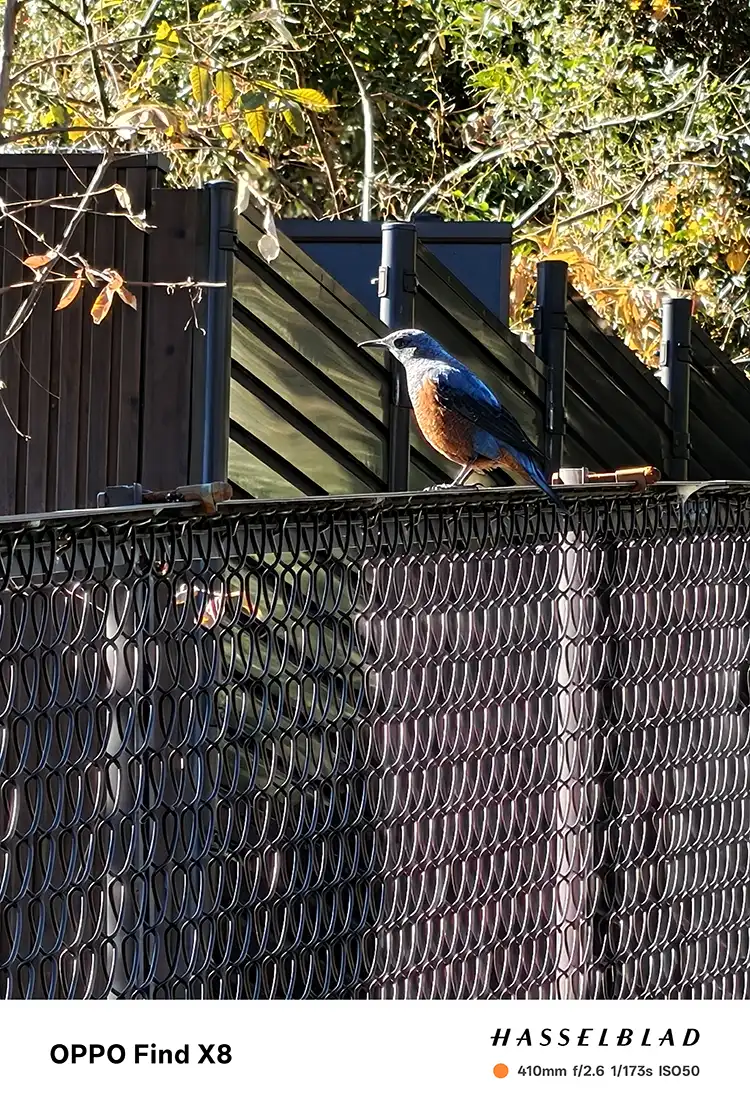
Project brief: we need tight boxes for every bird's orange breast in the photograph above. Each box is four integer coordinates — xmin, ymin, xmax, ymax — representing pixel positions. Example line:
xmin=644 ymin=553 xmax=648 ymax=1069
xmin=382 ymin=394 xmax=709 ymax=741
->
xmin=412 ymin=377 xmax=477 ymax=464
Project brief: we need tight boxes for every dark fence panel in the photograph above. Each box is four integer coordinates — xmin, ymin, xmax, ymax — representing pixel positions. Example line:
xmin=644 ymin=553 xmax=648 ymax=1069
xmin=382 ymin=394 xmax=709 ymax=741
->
xmin=2 ymin=486 xmax=750 ymax=999
xmin=230 ymin=208 xmax=449 ymax=499
xmin=279 ymin=217 xmax=512 ymax=324
xmin=566 ymin=287 xmax=750 ymax=480
xmin=690 ymin=322 xmax=750 ymax=478
xmin=0 ymin=154 xmax=213 ymax=515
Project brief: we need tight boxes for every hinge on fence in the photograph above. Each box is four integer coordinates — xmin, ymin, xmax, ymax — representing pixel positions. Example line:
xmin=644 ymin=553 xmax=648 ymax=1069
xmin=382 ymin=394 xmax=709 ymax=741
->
xmin=377 ymin=265 xmax=388 ymax=298
xmin=218 ymin=228 xmax=238 ymax=250
xmin=375 ymin=266 xmax=418 ymax=298
xmin=97 ymin=481 xmax=233 ymax=515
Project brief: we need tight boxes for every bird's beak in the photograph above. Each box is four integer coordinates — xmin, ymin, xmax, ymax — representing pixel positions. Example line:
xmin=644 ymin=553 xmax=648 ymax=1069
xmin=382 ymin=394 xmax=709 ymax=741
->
xmin=358 ymin=338 xmax=387 ymax=349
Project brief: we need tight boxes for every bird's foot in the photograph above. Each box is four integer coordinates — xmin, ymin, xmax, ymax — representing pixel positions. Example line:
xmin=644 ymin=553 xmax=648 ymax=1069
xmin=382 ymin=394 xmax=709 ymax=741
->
xmin=425 ymin=482 xmax=459 ymax=491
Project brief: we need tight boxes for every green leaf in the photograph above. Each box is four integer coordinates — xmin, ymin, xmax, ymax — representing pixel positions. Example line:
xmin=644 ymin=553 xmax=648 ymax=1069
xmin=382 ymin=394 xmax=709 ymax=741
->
xmin=287 ymin=88 xmax=332 ymax=111
xmin=283 ymin=104 xmax=305 ymax=136
xmin=190 ymin=65 xmax=212 ymax=106
xmin=214 ymin=71 xmax=235 ymax=113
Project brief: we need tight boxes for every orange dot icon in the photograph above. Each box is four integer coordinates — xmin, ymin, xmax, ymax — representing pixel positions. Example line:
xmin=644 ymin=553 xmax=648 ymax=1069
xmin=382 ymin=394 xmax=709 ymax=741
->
xmin=493 ymin=1063 xmax=509 ymax=1079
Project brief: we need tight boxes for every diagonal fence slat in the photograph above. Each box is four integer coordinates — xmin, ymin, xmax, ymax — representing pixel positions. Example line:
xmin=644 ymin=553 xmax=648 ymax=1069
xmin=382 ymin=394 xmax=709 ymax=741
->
xmin=1 ymin=488 xmax=750 ymax=998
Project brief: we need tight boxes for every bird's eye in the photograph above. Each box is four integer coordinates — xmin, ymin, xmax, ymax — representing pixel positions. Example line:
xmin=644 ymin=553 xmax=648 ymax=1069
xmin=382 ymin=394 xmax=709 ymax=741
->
xmin=393 ymin=336 xmax=410 ymax=350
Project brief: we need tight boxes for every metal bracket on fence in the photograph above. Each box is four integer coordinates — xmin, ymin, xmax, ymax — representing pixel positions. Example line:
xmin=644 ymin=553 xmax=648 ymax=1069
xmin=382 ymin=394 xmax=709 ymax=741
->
xmin=96 ymin=484 xmax=144 ymax=508
xmin=97 ymin=481 xmax=233 ymax=514
xmin=552 ymin=466 xmax=661 ymax=493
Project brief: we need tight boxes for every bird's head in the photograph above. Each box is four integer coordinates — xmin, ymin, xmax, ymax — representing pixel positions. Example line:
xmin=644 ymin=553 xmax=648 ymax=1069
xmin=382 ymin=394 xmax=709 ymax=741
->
xmin=358 ymin=328 xmax=443 ymax=363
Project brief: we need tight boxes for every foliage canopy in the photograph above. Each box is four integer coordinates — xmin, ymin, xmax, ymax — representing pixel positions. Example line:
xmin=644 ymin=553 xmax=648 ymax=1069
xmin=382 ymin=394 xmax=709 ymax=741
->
xmin=4 ymin=0 xmax=750 ymax=364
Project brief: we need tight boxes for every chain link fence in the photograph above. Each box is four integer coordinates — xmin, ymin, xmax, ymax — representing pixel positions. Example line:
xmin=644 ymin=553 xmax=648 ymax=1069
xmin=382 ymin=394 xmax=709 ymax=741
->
xmin=1 ymin=487 xmax=749 ymax=998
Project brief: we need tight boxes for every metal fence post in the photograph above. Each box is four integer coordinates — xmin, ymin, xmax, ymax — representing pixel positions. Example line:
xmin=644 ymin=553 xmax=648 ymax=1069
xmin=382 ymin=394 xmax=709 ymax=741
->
xmin=201 ymin=180 xmax=237 ymax=484
xmin=379 ymin=221 xmax=417 ymax=491
xmin=661 ymin=297 xmax=692 ymax=481
xmin=534 ymin=260 xmax=568 ymax=476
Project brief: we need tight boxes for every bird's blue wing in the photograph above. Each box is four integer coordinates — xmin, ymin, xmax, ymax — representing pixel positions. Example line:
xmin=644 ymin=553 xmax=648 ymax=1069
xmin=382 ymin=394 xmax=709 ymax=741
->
xmin=433 ymin=370 xmax=546 ymax=465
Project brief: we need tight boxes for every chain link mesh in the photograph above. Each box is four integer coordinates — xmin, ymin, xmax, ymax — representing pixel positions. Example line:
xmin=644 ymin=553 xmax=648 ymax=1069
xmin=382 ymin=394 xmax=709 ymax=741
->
xmin=1 ymin=489 xmax=750 ymax=998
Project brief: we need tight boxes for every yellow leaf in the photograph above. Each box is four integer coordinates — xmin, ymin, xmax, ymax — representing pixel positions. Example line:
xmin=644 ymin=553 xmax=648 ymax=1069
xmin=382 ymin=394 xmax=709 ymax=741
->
xmin=198 ymin=2 xmax=223 ymax=17
xmin=190 ymin=64 xmax=212 ymax=106
xmin=214 ymin=71 xmax=235 ymax=113
xmin=651 ymin=0 xmax=673 ymax=20
xmin=68 ymin=115 xmax=90 ymax=141
xmin=726 ymin=248 xmax=748 ymax=274
xmin=245 ymin=106 xmax=268 ymax=144
xmin=129 ymin=59 xmax=149 ymax=87
xmin=55 ymin=273 xmax=83 ymax=310
xmin=662 ymin=220 xmax=675 ymax=234
xmin=686 ymin=220 xmax=702 ymax=240
xmin=287 ymin=87 xmax=332 ymax=111
xmin=655 ymin=197 xmax=676 ymax=216
xmin=154 ymin=20 xmax=179 ymax=58
xmin=220 ymin=122 xmax=237 ymax=141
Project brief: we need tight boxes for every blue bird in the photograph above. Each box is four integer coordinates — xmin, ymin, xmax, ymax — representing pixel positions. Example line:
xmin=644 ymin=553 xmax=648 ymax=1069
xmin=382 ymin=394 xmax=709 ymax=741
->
xmin=358 ymin=328 xmax=563 ymax=507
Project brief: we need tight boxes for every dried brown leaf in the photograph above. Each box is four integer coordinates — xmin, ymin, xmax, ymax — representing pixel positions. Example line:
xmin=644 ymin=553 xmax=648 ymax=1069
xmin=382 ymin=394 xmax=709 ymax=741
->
xmin=55 ymin=272 xmax=83 ymax=311
xmin=91 ymin=284 xmax=115 ymax=324
xmin=116 ymin=285 xmax=138 ymax=310
xmin=23 ymin=253 xmax=54 ymax=269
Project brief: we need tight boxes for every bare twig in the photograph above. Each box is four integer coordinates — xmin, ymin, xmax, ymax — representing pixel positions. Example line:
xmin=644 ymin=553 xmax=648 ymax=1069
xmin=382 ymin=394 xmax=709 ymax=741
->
xmin=0 ymin=0 xmax=21 ymax=129
xmin=683 ymin=59 xmax=711 ymax=139
xmin=407 ymin=72 xmax=720 ymax=221
xmin=0 ymin=277 xmax=226 ymax=294
xmin=79 ymin=0 xmax=111 ymax=119
xmin=311 ymin=2 xmax=375 ymax=220
xmin=513 ymin=158 xmax=565 ymax=231
xmin=407 ymin=142 xmax=526 ymax=220
xmin=556 ymin=73 xmax=712 ymax=139
xmin=36 ymin=0 xmax=84 ymax=32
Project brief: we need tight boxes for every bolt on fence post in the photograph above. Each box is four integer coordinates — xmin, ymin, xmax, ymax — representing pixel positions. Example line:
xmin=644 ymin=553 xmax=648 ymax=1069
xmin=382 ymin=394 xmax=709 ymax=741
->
xmin=379 ymin=221 xmax=417 ymax=492
xmin=661 ymin=297 xmax=692 ymax=481
xmin=534 ymin=260 xmax=569 ymax=477
xmin=201 ymin=180 xmax=237 ymax=484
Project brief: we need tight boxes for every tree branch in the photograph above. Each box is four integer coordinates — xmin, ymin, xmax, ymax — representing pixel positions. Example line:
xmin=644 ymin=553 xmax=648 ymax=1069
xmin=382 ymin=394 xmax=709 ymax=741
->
xmin=36 ymin=0 xmax=84 ymax=31
xmin=79 ymin=0 xmax=111 ymax=119
xmin=513 ymin=157 xmax=565 ymax=231
xmin=311 ymin=2 xmax=375 ymax=220
xmin=0 ymin=0 xmax=21 ymax=129
xmin=407 ymin=142 xmax=527 ymax=220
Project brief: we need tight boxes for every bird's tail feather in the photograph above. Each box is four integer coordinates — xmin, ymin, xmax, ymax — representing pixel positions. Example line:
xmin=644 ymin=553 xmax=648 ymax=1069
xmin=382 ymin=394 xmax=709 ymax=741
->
xmin=513 ymin=453 xmax=568 ymax=512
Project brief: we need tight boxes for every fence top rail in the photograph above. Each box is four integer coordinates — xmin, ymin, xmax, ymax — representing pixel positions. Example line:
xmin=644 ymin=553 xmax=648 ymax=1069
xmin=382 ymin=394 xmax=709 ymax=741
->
xmin=1 ymin=483 xmax=749 ymax=590
xmin=0 ymin=481 xmax=749 ymax=531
